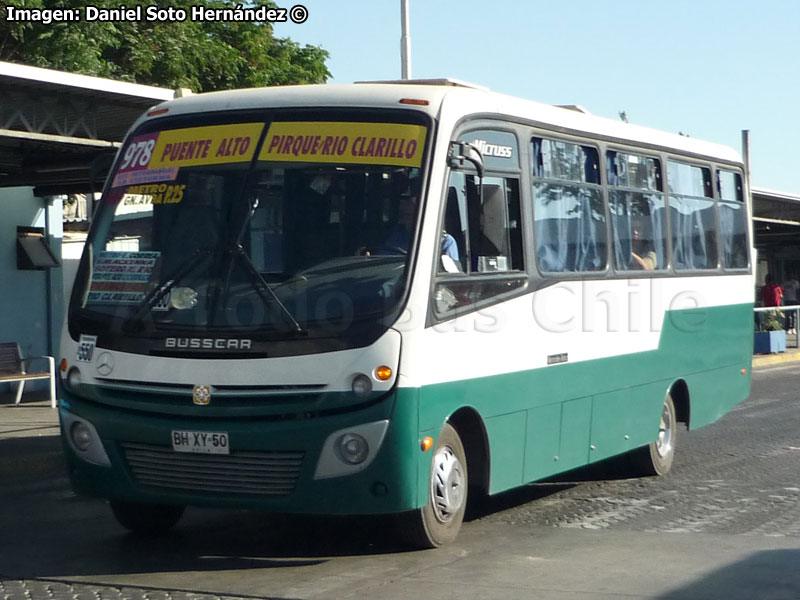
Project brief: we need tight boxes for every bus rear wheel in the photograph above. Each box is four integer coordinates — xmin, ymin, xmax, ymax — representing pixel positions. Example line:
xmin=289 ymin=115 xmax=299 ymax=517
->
xmin=397 ymin=423 xmax=468 ymax=548
xmin=631 ymin=392 xmax=677 ymax=476
xmin=109 ymin=500 xmax=185 ymax=536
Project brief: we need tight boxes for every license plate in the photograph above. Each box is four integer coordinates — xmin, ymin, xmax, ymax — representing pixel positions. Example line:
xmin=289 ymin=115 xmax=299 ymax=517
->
xmin=171 ymin=430 xmax=230 ymax=455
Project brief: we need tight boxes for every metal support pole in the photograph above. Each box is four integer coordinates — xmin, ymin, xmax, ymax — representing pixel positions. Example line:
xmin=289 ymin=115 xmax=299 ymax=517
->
xmin=742 ymin=130 xmax=754 ymax=267
xmin=401 ymin=0 xmax=411 ymax=80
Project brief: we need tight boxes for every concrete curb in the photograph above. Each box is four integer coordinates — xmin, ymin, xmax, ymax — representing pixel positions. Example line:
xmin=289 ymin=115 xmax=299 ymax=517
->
xmin=752 ymin=350 xmax=800 ymax=368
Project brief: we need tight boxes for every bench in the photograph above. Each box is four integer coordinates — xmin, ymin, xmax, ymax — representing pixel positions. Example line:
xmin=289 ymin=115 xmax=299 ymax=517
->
xmin=0 ymin=342 xmax=56 ymax=408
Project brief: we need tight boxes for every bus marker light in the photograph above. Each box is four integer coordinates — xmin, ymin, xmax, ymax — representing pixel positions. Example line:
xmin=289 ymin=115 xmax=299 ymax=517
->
xmin=147 ymin=108 xmax=169 ymax=117
xmin=421 ymin=437 xmax=434 ymax=452
xmin=741 ymin=368 xmax=747 ymax=375
xmin=60 ymin=358 xmax=68 ymax=372
xmin=375 ymin=366 xmax=392 ymax=381
xmin=399 ymin=98 xmax=429 ymax=106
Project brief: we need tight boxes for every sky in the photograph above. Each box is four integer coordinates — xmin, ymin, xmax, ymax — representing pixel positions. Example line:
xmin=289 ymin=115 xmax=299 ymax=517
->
xmin=274 ymin=0 xmax=800 ymax=195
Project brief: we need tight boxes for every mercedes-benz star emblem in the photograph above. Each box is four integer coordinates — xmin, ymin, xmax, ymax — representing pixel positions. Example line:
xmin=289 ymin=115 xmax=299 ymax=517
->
xmin=96 ymin=352 xmax=114 ymax=376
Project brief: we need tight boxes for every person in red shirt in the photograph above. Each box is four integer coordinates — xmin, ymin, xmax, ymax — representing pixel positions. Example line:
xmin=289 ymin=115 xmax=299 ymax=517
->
xmin=761 ymin=273 xmax=784 ymax=307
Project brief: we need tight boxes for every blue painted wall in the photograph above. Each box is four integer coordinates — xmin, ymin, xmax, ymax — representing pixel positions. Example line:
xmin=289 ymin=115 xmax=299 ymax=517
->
xmin=0 ymin=187 xmax=63 ymax=393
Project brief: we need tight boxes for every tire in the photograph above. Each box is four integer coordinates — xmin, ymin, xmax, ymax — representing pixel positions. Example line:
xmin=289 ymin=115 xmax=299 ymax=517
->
xmin=397 ymin=423 xmax=468 ymax=548
xmin=109 ymin=500 xmax=185 ymax=536
xmin=631 ymin=392 xmax=677 ymax=476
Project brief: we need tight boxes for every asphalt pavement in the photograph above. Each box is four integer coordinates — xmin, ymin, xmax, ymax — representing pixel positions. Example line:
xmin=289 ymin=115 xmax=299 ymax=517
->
xmin=1 ymin=351 xmax=799 ymax=600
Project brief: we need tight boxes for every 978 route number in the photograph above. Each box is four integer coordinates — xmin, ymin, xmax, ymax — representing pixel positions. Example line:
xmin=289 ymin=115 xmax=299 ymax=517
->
xmin=172 ymin=430 xmax=230 ymax=454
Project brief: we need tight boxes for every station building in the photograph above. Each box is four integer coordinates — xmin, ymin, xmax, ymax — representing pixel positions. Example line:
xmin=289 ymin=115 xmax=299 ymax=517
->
xmin=0 ymin=60 xmax=172 ymax=394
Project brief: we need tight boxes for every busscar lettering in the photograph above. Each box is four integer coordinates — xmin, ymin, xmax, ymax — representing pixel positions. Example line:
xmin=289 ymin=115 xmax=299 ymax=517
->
xmin=165 ymin=338 xmax=253 ymax=350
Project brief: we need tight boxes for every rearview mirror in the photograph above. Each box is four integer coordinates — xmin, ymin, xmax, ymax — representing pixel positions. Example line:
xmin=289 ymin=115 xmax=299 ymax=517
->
xmin=448 ymin=141 xmax=484 ymax=177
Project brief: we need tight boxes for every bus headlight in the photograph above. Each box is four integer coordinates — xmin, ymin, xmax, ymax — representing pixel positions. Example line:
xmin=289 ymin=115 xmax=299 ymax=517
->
xmin=351 ymin=373 xmax=372 ymax=397
xmin=67 ymin=367 xmax=82 ymax=389
xmin=314 ymin=420 xmax=389 ymax=479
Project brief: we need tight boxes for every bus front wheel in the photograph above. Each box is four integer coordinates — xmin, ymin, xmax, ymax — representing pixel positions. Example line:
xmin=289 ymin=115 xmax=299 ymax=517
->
xmin=397 ymin=423 xmax=468 ymax=548
xmin=631 ymin=392 xmax=677 ymax=476
xmin=109 ymin=500 xmax=185 ymax=536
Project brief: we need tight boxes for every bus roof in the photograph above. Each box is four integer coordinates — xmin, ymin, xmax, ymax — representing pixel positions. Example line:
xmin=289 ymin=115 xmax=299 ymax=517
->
xmin=139 ymin=80 xmax=742 ymax=164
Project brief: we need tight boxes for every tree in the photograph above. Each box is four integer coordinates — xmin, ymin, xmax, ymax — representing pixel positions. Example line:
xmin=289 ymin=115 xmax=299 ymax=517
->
xmin=0 ymin=0 xmax=330 ymax=91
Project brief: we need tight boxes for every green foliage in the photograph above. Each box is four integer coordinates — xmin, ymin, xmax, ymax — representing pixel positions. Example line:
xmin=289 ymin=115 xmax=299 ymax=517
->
xmin=758 ymin=310 xmax=784 ymax=332
xmin=0 ymin=0 xmax=330 ymax=91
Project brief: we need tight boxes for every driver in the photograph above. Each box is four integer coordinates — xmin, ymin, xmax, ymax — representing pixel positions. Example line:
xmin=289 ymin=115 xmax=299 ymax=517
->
xmin=384 ymin=194 xmax=417 ymax=252
xmin=382 ymin=195 xmax=460 ymax=260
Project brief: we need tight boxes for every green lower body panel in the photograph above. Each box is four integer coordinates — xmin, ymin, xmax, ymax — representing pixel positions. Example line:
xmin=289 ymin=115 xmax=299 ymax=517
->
xmin=417 ymin=303 xmax=753 ymax=497
xmin=61 ymin=304 xmax=752 ymax=515
xmin=60 ymin=387 xmax=422 ymax=515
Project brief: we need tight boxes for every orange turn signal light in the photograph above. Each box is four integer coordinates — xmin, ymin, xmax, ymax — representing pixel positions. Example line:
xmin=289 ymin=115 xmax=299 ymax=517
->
xmin=741 ymin=368 xmax=747 ymax=375
xmin=147 ymin=107 xmax=169 ymax=117
xmin=59 ymin=358 xmax=68 ymax=372
xmin=421 ymin=437 xmax=434 ymax=452
xmin=399 ymin=98 xmax=429 ymax=106
xmin=375 ymin=366 xmax=393 ymax=381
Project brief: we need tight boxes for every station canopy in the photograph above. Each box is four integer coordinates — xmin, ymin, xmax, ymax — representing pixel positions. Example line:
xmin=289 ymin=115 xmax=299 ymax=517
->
xmin=752 ymin=187 xmax=800 ymax=253
xmin=0 ymin=61 xmax=174 ymax=197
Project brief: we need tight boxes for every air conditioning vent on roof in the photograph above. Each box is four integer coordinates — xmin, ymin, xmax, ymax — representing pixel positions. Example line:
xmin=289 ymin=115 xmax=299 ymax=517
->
xmin=355 ymin=78 xmax=489 ymax=91
xmin=556 ymin=104 xmax=591 ymax=114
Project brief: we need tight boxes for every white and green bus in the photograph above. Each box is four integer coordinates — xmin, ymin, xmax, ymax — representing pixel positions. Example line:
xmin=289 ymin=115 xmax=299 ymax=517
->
xmin=59 ymin=79 xmax=753 ymax=547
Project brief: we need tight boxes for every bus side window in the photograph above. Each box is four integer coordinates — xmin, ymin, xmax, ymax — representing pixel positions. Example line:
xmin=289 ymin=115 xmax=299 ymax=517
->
xmin=668 ymin=162 xmax=717 ymax=271
xmin=717 ymin=169 xmax=748 ymax=269
xmin=531 ymin=138 xmax=606 ymax=273
xmin=434 ymin=172 xmax=526 ymax=315
xmin=607 ymin=150 xmax=667 ymax=272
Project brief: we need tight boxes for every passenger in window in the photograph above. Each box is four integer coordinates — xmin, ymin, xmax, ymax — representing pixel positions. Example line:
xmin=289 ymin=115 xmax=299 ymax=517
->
xmin=439 ymin=231 xmax=462 ymax=273
xmin=631 ymin=224 xmax=657 ymax=270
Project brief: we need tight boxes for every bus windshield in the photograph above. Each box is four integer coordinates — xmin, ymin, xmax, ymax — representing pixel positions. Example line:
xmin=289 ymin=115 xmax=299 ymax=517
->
xmin=70 ymin=116 xmax=429 ymax=353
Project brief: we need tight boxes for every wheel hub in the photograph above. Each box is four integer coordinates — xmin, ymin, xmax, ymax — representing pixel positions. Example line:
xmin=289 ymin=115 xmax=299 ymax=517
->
xmin=656 ymin=401 xmax=674 ymax=458
xmin=431 ymin=445 xmax=465 ymax=523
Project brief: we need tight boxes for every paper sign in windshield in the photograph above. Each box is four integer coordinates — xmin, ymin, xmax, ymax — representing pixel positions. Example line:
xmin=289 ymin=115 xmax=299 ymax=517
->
xmin=260 ymin=122 xmax=427 ymax=167
xmin=87 ymin=251 xmax=160 ymax=305
xmin=112 ymin=123 xmax=264 ymax=188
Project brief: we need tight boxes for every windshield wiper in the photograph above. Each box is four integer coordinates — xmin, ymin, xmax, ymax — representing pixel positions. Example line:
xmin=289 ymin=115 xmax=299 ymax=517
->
xmin=211 ymin=196 xmax=306 ymax=335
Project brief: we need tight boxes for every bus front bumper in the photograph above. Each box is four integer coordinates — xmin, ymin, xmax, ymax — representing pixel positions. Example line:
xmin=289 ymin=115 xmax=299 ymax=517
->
xmin=58 ymin=389 xmax=422 ymax=515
